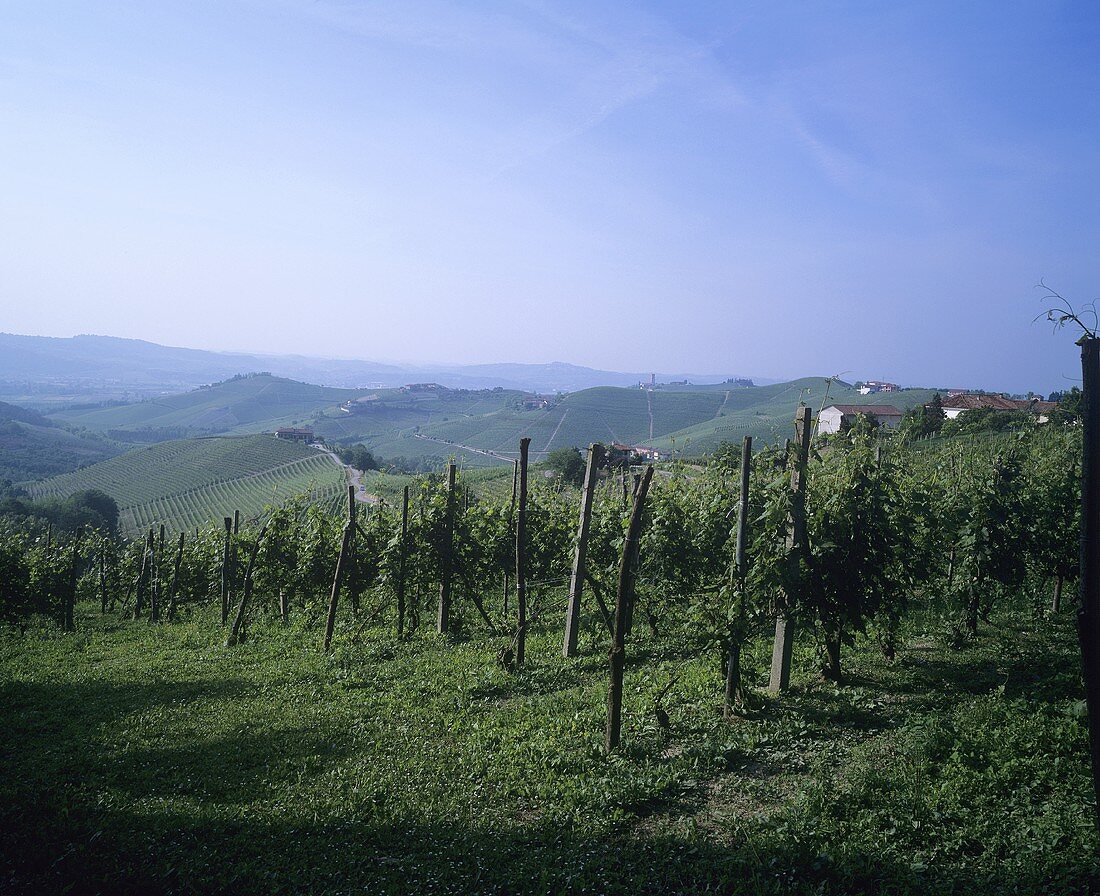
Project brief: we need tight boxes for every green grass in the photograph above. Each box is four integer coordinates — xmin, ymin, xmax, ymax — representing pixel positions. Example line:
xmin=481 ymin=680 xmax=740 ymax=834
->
xmin=1 ymin=599 xmax=1095 ymax=895
xmin=28 ymin=435 xmax=347 ymax=535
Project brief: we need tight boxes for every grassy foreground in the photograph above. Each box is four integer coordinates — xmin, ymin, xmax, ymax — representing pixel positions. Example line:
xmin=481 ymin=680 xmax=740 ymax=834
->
xmin=1 ymin=602 xmax=1097 ymax=895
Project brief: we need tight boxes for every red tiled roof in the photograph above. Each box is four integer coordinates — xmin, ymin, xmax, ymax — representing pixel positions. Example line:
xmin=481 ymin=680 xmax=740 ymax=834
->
xmin=939 ymin=394 xmax=1022 ymax=411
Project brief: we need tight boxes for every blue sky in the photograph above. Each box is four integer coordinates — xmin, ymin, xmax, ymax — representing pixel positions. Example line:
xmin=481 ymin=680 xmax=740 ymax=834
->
xmin=1 ymin=1 xmax=1098 ymax=392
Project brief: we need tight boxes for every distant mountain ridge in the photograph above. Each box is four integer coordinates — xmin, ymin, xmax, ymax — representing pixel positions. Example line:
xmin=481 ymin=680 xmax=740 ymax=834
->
xmin=0 ymin=332 xmax=762 ymax=402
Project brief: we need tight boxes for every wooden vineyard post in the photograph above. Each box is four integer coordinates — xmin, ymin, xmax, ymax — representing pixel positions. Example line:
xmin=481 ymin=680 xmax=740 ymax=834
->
xmin=725 ymin=435 xmax=752 ymax=717
xmin=504 ymin=459 xmax=518 ymax=617
xmin=396 ymin=485 xmax=409 ymax=638
xmin=605 ymin=465 xmax=654 ymax=753
xmin=99 ymin=545 xmax=107 ymax=615
xmin=1077 ymin=335 xmax=1100 ymax=831
xmin=564 ymin=443 xmax=605 ymax=657
xmin=150 ymin=524 xmax=165 ymax=623
xmin=515 ymin=438 xmax=530 ymax=666
xmin=221 ymin=517 xmax=232 ymax=625
xmin=323 ymin=523 xmax=353 ymax=652
xmin=63 ymin=530 xmax=82 ymax=633
xmin=233 ymin=510 xmax=240 ymax=534
xmin=769 ymin=406 xmax=811 ymax=694
xmin=226 ymin=525 xmax=268 ymax=647
xmin=279 ymin=590 xmax=289 ymax=624
xmin=437 ymin=462 xmax=457 ymax=634
xmin=133 ymin=529 xmax=153 ymax=620
xmin=166 ymin=532 xmax=184 ymax=622
xmin=347 ymin=485 xmax=358 ymax=614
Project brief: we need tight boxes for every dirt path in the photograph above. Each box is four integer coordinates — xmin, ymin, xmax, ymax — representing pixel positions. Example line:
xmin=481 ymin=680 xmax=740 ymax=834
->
xmin=312 ymin=445 xmax=378 ymax=503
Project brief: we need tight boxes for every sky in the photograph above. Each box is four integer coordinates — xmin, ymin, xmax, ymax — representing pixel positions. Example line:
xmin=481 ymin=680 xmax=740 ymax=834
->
xmin=1 ymin=1 xmax=1098 ymax=394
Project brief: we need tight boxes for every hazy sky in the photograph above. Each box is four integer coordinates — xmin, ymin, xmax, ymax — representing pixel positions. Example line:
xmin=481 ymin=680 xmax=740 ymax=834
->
xmin=2 ymin=1 xmax=1098 ymax=392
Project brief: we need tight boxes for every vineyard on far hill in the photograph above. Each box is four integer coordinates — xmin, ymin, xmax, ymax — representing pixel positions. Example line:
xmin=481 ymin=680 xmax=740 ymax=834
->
xmin=27 ymin=435 xmax=347 ymax=535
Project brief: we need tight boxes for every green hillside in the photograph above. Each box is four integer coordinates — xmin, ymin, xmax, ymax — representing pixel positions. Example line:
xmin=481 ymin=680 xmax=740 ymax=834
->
xmin=0 ymin=401 xmax=123 ymax=483
xmin=366 ymin=380 xmax=942 ymax=465
xmin=27 ymin=435 xmax=346 ymax=535
xmin=48 ymin=374 xmax=362 ymax=438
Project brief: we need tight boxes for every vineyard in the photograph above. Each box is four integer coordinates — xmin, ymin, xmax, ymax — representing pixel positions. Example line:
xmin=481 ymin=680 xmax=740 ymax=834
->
xmin=28 ymin=435 xmax=347 ymax=535
xmin=0 ymin=418 xmax=1096 ymax=894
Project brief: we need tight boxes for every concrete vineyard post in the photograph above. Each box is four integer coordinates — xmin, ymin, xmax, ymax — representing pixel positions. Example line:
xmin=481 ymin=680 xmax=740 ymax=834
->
xmin=605 ymin=465 xmax=654 ymax=752
xmin=515 ymin=438 xmax=530 ymax=666
xmin=564 ymin=443 xmax=605 ymax=657
xmin=769 ymin=406 xmax=811 ymax=693
xmin=437 ymin=462 xmax=456 ymax=634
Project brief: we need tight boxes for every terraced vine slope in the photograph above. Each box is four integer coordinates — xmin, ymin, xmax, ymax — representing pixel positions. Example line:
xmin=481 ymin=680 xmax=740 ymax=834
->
xmin=27 ymin=435 xmax=346 ymax=535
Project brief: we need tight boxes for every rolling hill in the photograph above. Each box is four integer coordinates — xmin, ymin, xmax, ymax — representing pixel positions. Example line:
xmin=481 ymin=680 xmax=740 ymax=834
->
xmin=48 ymin=374 xmax=363 ymax=440
xmin=0 ymin=400 xmax=123 ymax=484
xmin=27 ymin=434 xmax=347 ymax=535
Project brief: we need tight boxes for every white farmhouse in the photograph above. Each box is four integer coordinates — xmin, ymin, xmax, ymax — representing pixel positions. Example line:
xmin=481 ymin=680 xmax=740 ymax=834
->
xmin=818 ymin=405 xmax=904 ymax=434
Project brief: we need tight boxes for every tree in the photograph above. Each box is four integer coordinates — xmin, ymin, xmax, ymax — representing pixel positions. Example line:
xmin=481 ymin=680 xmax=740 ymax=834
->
xmin=545 ymin=447 xmax=585 ymax=487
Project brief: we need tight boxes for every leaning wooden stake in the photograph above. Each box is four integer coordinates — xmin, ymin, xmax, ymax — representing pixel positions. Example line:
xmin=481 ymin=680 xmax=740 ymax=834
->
xmin=515 ymin=438 xmax=531 ymax=666
xmin=225 ymin=525 xmax=267 ymax=647
xmin=99 ymin=545 xmax=108 ymax=614
xmin=725 ymin=435 xmax=752 ymax=717
xmin=437 ymin=462 xmax=457 ymax=634
xmin=605 ymin=465 xmax=654 ymax=752
xmin=769 ymin=406 xmax=811 ymax=693
xmin=323 ymin=523 xmax=354 ymax=651
xmin=564 ymin=443 xmax=605 ymax=657
xmin=220 ymin=517 xmax=232 ymax=625
xmin=1077 ymin=335 xmax=1100 ymax=831
xmin=396 ymin=485 xmax=409 ymax=637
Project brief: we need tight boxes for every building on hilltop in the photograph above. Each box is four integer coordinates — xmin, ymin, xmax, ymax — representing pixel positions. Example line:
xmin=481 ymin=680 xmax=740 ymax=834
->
xmin=275 ymin=427 xmax=314 ymax=442
xmin=818 ymin=405 xmax=903 ymax=434
xmin=858 ymin=380 xmax=898 ymax=395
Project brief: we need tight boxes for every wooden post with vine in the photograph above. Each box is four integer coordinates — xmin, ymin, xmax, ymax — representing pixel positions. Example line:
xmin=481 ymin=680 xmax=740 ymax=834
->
xmin=504 ymin=458 xmax=518 ymax=617
xmin=150 ymin=524 xmax=165 ymax=623
xmin=397 ymin=484 xmax=409 ymax=638
xmin=563 ymin=442 xmax=605 ymax=657
xmin=725 ymin=435 xmax=752 ymax=716
xmin=769 ymin=406 xmax=811 ymax=693
xmin=226 ymin=525 xmax=268 ymax=647
xmin=346 ymin=485 xmax=358 ymax=614
xmin=437 ymin=462 xmax=457 ymax=634
xmin=1077 ymin=334 xmax=1100 ymax=830
xmin=606 ymin=464 xmax=654 ymax=752
xmin=166 ymin=531 xmax=184 ymax=622
xmin=515 ymin=438 xmax=531 ymax=666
